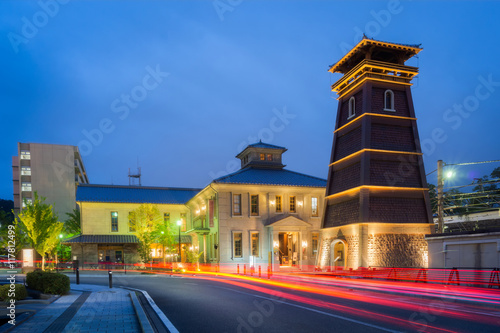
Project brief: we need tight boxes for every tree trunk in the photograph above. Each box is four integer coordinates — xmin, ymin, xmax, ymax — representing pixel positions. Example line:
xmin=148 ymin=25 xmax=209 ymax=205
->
xmin=42 ymin=256 xmax=45 ymax=271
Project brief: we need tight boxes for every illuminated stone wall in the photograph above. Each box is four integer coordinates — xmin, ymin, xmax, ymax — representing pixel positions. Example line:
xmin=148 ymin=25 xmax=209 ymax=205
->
xmin=318 ymin=223 xmax=431 ymax=269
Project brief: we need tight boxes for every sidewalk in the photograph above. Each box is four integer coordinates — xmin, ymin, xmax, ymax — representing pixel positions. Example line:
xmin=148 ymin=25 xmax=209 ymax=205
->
xmin=7 ymin=284 xmax=142 ymax=333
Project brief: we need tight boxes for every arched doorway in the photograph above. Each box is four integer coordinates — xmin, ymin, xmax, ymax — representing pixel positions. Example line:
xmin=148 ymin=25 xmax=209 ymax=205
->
xmin=330 ymin=240 xmax=346 ymax=270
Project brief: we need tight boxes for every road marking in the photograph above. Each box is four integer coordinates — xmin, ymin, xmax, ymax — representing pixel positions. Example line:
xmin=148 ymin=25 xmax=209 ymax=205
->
xmin=121 ymin=286 xmax=179 ymax=333
xmin=215 ymin=286 xmax=401 ymax=333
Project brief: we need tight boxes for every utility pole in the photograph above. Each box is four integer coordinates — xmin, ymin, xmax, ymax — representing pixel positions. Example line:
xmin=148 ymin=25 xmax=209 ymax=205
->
xmin=437 ymin=160 xmax=444 ymax=233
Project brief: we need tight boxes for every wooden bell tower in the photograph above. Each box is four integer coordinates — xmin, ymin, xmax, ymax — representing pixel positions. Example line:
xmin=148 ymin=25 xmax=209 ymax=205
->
xmin=319 ymin=37 xmax=434 ymax=269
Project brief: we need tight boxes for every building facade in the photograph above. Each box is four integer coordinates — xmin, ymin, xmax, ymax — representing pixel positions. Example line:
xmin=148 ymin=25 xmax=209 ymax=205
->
xmin=318 ymin=37 xmax=434 ymax=269
xmin=12 ymin=142 xmax=89 ymax=218
xmin=67 ymin=185 xmax=199 ymax=267
xmin=68 ymin=142 xmax=327 ymax=271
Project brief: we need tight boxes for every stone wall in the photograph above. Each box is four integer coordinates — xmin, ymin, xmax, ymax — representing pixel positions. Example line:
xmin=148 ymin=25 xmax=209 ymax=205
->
xmin=319 ymin=223 xmax=432 ymax=269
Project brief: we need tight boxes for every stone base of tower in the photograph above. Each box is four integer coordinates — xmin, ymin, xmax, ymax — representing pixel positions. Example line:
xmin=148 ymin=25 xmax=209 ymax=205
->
xmin=317 ymin=223 xmax=433 ymax=269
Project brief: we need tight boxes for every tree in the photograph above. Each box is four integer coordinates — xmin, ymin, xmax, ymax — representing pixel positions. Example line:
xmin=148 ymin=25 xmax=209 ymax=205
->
xmin=129 ymin=204 xmax=163 ymax=264
xmin=16 ymin=193 xmax=64 ymax=270
xmin=64 ymin=209 xmax=81 ymax=235
xmin=0 ymin=211 xmax=26 ymax=257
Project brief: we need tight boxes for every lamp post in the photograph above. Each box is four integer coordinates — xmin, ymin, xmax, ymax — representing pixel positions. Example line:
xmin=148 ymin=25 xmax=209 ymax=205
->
xmin=177 ymin=220 xmax=182 ymax=262
xmin=58 ymin=234 xmax=63 ymax=271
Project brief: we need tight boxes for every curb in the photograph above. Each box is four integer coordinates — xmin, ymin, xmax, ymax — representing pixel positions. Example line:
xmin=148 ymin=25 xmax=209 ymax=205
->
xmin=122 ymin=286 xmax=179 ymax=333
xmin=129 ymin=291 xmax=154 ymax=333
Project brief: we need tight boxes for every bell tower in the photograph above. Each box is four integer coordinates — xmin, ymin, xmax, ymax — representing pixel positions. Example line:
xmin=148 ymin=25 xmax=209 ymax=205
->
xmin=319 ymin=37 xmax=433 ymax=269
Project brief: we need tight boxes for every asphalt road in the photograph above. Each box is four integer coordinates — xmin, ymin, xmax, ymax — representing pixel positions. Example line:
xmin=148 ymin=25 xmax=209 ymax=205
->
xmin=67 ymin=273 xmax=500 ymax=333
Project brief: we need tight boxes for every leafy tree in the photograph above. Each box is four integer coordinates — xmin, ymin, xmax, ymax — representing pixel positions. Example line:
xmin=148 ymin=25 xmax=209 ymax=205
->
xmin=16 ymin=193 xmax=64 ymax=270
xmin=64 ymin=209 xmax=81 ymax=235
xmin=155 ymin=222 xmax=176 ymax=266
xmin=129 ymin=204 xmax=163 ymax=264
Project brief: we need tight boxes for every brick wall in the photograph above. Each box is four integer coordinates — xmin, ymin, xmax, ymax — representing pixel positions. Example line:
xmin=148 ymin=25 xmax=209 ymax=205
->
xmin=367 ymin=233 xmax=428 ymax=267
xmin=329 ymin=162 xmax=361 ymax=194
xmin=323 ymin=199 xmax=359 ymax=228
xmin=370 ymin=160 xmax=422 ymax=187
xmin=371 ymin=87 xmax=410 ymax=117
xmin=334 ymin=126 xmax=362 ymax=161
xmin=369 ymin=197 xmax=428 ymax=223
xmin=371 ymin=124 xmax=416 ymax=152
xmin=338 ymin=90 xmax=364 ymax=127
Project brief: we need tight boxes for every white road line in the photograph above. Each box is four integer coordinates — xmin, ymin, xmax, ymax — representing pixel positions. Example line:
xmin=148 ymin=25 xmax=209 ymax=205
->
xmin=121 ymin=286 xmax=179 ymax=333
xmin=215 ymin=286 xmax=401 ymax=333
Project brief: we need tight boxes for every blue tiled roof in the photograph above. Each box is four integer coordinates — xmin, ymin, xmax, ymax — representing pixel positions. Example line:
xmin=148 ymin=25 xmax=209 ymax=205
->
xmin=213 ymin=168 xmax=327 ymax=187
xmin=247 ymin=141 xmax=286 ymax=150
xmin=77 ymin=185 xmax=201 ymax=204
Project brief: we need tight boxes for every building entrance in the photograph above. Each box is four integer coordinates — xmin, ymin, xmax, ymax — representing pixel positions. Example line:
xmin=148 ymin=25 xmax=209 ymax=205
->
xmin=331 ymin=241 xmax=345 ymax=269
xmin=278 ymin=232 xmax=298 ymax=267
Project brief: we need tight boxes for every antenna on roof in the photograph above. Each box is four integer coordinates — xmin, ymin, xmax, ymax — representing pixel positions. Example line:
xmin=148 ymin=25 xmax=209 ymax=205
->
xmin=128 ymin=166 xmax=141 ymax=186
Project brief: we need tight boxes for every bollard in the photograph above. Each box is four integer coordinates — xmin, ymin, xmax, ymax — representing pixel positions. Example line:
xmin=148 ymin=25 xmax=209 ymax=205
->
xmin=244 ymin=264 xmax=246 ymax=275
xmin=108 ymin=270 xmax=113 ymax=288
xmin=237 ymin=264 xmax=240 ymax=275
xmin=76 ymin=267 xmax=80 ymax=285
xmin=259 ymin=265 xmax=261 ymax=278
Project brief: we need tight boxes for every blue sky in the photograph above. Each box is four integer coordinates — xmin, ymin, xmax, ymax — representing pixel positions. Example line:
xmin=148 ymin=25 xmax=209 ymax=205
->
xmin=1 ymin=0 xmax=500 ymax=200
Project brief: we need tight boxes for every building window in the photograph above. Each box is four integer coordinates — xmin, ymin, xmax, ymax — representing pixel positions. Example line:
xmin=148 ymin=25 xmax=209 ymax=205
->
xmin=311 ymin=197 xmax=318 ymax=217
xmin=164 ymin=212 xmax=170 ymax=224
xmin=289 ymin=196 xmax=296 ymax=213
xmin=250 ymin=195 xmax=259 ymax=216
xmin=180 ymin=213 xmax=187 ymax=231
xmin=22 ymin=198 xmax=33 ymax=208
xmin=233 ymin=232 xmax=242 ymax=258
xmin=251 ymin=232 xmax=259 ymax=256
xmin=20 ymin=150 xmax=30 ymax=160
xmin=348 ymin=96 xmax=355 ymax=119
xmin=111 ymin=211 xmax=118 ymax=232
xmin=233 ymin=194 xmax=242 ymax=216
xmin=21 ymin=182 xmax=32 ymax=192
xmin=260 ymin=153 xmax=265 ymax=161
xmin=21 ymin=166 xmax=31 ymax=176
xmin=266 ymin=154 xmax=273 ymax=161
xmin=128 ymin=212 xmax=136 ymax=232
xmin=243 ymin=155 xmax=248 ymax=164
xmin=275 ymin=195 xmax=282 ymax=213
xmin=312 ymin=232 xmax=319 ymax=254
xmin=384 ymin=90 xmax=395 ymax=111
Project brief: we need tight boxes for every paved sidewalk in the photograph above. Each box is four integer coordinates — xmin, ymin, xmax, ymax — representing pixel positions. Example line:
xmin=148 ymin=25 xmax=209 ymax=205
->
xmin=11 ymin=284 xmax=141 ymax=333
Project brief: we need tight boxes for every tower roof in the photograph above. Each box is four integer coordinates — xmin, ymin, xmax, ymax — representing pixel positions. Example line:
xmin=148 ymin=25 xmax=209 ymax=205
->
xmin=236 ymin=141 xmax=287 ymax=158
xmin=329 ymin=36 xmax=422 ymax=74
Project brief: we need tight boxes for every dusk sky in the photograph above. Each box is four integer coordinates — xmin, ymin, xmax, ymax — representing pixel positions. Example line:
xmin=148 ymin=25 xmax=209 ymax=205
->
xmin=2 ymin=0 xmax=500 ymax=201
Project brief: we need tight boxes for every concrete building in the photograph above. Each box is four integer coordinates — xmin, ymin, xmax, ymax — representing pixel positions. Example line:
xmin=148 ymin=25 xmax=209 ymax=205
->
xmin=12 ymin=142 xmax=89 ymax=218
xmin=318 ymin=37 xmax=434 ymax=269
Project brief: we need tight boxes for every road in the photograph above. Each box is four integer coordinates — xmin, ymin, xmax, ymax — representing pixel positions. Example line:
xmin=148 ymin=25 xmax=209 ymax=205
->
xmin=67 ymin=272 xmax=500 ymax=333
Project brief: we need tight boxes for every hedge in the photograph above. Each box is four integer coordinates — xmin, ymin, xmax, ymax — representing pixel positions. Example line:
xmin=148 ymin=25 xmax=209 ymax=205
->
xmin=0 ymin=284 xmax=27 ymax=301
xmin=26 ymin=271 xmax=70 ymax=295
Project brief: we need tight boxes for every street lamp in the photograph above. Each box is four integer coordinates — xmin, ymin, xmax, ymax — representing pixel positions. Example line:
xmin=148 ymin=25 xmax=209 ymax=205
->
xmin=58 ymin=234 xmax=63 ymax=270
xmin=177 ymin=220 xmax=182 ymax=262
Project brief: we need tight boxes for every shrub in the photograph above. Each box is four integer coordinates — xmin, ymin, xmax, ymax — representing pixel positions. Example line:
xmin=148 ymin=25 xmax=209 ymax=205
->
xmin=26 ymin=270 xmax=70 ymax=295
xmin=0 ymin=284 xmax=27 ymax=301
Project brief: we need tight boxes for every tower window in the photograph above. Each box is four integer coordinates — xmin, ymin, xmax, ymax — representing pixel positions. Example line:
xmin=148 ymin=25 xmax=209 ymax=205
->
xmin=267 ymin=154 xmax=273 ymax=161
xmin=260 ymin=153 xmax=265 ymax=161
xmin=348 ymin=97 xmax=355 ymax=119
xmin=384 ymin=90 xmax=395 ymax=111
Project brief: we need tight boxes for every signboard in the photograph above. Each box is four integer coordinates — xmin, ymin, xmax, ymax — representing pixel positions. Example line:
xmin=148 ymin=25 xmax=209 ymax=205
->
xmin=22 ymin=249 xmax=34 ymax=267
